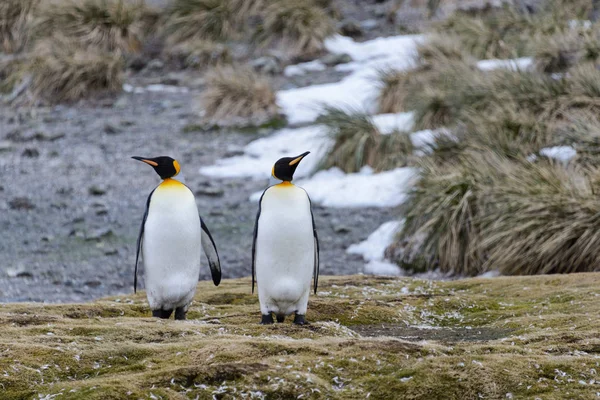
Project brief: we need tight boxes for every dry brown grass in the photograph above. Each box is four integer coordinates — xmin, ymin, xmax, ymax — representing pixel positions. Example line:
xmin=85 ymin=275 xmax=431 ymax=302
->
xmin=199 ymin=65 xmax=279 ymax=126
xmin=164 ymin=0 xmax=237 ymax=44
xmin=35 ymin=0 xmax=148 ymax=53
xmin=164 ymin=39 xmax=231 ymax=69
xmin=259 ymin=0 xmax=336 ymax=58
xmin=28 ymin=36 xmax=123 ymax=103
xmin=318 ymin=107 xmax=414 ymax=173
xmin=533 ymin=32 xmax=583 ymax=73
xmin=0 ymin=0 xmax=39 ymax=53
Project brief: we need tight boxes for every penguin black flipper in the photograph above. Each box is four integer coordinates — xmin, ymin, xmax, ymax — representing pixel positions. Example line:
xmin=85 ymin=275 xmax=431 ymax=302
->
xmin=135 ymin=189 xmax=155 ymax=294
xmin=252 ymin=189 xmax=268 ymax=294
xmin=200 ymin=218 xmax=222 ymax=286
xmin=308 ymin=196 xmax=320 ymax=294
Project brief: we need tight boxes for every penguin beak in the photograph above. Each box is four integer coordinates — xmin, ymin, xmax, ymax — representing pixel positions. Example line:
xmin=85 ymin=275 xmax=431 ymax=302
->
xmin=288 ymin=151 xmax=310 ymax=166
xmin=132 ymin=156 xmax=158 ymax=167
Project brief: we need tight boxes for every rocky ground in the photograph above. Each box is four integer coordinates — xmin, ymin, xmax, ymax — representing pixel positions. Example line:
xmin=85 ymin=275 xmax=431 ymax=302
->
xmin=0 ymin=1 xmax=419 ymax=303
xmin=2 ymin=274 xmax=600 ymax=399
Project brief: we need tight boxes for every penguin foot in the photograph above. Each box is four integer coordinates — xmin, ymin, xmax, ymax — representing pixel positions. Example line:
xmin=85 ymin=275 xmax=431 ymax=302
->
xmin=175 ymin=307 xmax=186 ymax=321
xmin=152 ymin=309 xmax=173 ymax=319
xmin=276 ymin=314 xmax=285 ymax=323
xmin=293 ymin=314 xmax=308 ymax=325
xmin=260 ymin=314 xmax=274 ymax=325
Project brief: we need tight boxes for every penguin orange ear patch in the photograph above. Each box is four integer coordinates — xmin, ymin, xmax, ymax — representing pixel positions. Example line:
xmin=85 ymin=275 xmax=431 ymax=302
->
xmin=173 ymin=160 xmax=181 ymax=176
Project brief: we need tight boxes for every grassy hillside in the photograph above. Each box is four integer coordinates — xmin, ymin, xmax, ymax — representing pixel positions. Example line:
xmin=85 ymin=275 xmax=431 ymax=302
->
xmin=2 ymin=274 xmax=600 ymax=399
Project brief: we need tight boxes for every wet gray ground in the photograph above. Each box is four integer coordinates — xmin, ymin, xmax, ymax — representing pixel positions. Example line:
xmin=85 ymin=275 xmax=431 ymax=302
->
xmin=0 ymin=86 xmax=397 ymax=303
xmin=0 ymin=0 xmax=438 ymax=303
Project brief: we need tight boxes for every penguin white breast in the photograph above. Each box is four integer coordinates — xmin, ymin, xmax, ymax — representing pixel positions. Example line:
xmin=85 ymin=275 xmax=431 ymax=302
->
xmin=143 ymin=179 xmax=201 ymax=310
xmin=256 ymin=184 xmax=314 ymax=304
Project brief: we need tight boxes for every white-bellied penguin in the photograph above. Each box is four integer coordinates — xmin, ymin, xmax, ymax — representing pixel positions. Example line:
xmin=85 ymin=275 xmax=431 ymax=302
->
xmin=252 ymin=151 xmax=319 ymax=325
xmin=132 ymin=156 xmax=221 ymax=320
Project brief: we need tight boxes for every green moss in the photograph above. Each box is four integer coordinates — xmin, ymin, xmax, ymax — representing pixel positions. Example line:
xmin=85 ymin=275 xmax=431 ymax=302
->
xmin=2 ymin=275 xmax=600 ymax=398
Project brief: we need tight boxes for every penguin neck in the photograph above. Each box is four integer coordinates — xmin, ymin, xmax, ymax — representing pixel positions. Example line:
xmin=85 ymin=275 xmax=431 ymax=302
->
xmin=276 ymin=181 xmax=294 ymax=187
xmin=159 ymin=177 xmax=184 ymax=188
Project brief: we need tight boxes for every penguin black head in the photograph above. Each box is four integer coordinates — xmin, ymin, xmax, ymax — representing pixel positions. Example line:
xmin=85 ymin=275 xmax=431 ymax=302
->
xmin=272 ymin=151 xmax=310 ymax=182
xmin=132 ymin=156 xmax=181 ymax=179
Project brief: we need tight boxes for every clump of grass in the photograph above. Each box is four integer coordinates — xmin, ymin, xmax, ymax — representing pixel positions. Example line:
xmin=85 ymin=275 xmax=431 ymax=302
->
xmin=533 ymin=33 xmax=583 ymax=73
xmin=569 ymin=63 xmax=600 ymax=98
xmin=164 ymin=0 xmax=236 ymax=44
xmin=28 ymin=36 xmax=123 ymax=103
xmin=35 ymin=0 xmax=147 ymax=53
xmin=164 ymin=39 xmax=231 ymax=69
xmin=398 ymin=152 xmax=499 ymax=275
xmin=480 ymin=161 xmax=600 ymax=275
xmin=439 ymin=9 xmax=530 ymax=59
xmin=377 ymin=68 xmax=419 ymax=114
xmin=199 ymin=65 xmax=279 ymax=126
xmin=0 ymin=57 xmax=25 ymax=94
xmin=0 ymin=0 xmax=39 ymax=53
xmin=416 ymin=35 xmax=472 ymax=66
xmin=259 ymin=0 xmax=336 ymax=58
xmin=318 ymin=107 xmax=414 ymax=173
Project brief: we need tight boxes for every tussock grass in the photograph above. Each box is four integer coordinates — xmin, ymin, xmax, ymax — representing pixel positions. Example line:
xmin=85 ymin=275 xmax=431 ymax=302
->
xmin=399 ymin=152 xmax=497 ymax=275
xmin=165 ymin=39 xmax=231 ymax=69
xmin=0 ymin=0 xmax=39 ymax=54
xmin=533 ymin=33 xmax=583 ymax=73
xmin=199 ymin=65 xmax=279 ymax=126
xmin=259 ymin=0 xmax=335 ymax=58
xmin=164 ymin=0 xmax=236 ymax=44
xmin=439 ymin=9 xmax=530 ymax=59
xmin=480 ymin=161 xmax=600 ymax=275
xmin=318 ymin=107 xmax=414 ymax=173
xmin=569 ymin=63 xmax=600 ymax=98
xmin=416 ymin=35 xmax=473 ymax=65
xmin=35 ymin=0 xmax=148 ymax=53
xmin=28 ymin=36 xmax=123 ymax=103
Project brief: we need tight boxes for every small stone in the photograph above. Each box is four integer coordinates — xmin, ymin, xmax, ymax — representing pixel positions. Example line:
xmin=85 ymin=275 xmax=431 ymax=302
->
xmin=146 ymin=59 xmax=164 ymax=71
xmin=120 ymin=120 xmax=135 ymax=127
xmin=104 ymin=123 xmax=121 ymax=135
xmin=6 ymin=267 xmax=33 ymax=278
xmin=22 ymin=148 xmax=39 ymax=157
xmin=41 ymin=235 xmax=54 ymax=242
xmin=104 ymin=249 xmax=119 ymax=256
xmin=9 ymin=197 xmax=35 ymax=210
xmin=320 ymin=53 xmax=352 ymax=67
xmin=89 ymin=185 xmax=107 ymax=196
xmin=250 ymin=56 xmax=282 ymax=75
xmin=85 ymin=228 xmax=113 ymax=241
xmin=85 ymin=280 xmax=102 ymax=288
xmin=334 ymin=225 xmax=351 ymax=234
xmin=113 ymin=97 xmax=129 ymax=109
xmin=360 ymin=19 xmax=378 ymax=31
xmin=339 ymin=20 xmax=363 ymax=38
xmin=128 ymin=56 xmax=147 ymax=72
xmin=0 ymin=140 xmax=13 ymax=152
xmin=195 ymin=187 xmax=225 ymax=197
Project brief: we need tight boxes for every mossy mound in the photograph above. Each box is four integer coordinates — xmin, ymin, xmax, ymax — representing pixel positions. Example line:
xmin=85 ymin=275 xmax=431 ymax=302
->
xmin=2 ymin=274 xmax=600 ymax=399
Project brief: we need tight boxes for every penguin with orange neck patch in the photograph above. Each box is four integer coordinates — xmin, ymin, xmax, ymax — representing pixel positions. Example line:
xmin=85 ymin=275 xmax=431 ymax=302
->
xmin=132 ymin=156 xmax=221 ymax=320
xmin=252 ymin=151 xmax=319 ymax=325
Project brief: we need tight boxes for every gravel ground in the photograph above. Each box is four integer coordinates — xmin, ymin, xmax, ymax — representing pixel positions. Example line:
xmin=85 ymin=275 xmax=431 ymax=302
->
xmin=0 ymin=85 xmax=396 ymax=303
xmin=0 ymin=0 xmax=429 ymax=303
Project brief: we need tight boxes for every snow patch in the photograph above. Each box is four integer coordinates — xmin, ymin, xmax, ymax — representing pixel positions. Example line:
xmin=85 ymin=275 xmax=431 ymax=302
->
xmin=539 ymin=146 xmax=577 ymax=163
xmin=199 ymin=126 xmax=331 ymax=179
xmin=284 ymin=60 xmax=326 ymax=77
xmin=347 ymin=220 xmax=403 ymax=261
xmin=123 ymin=83 xmax=189 ymax=94
xmin=372 ymin=113 xmax=415 ymax=134
xmin=279 ymin=34 xmax=423 ymax=124
xmin=476 ymin=57 xmax=533 ymax=72
xmin=297 ymin=166 xmax=418 ymax=208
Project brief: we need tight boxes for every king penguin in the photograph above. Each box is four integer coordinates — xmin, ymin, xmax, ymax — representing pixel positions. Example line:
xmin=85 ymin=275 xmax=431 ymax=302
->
xmin=252 ymin=151 xmax=319 ymax=325
xmin=132 ymin=156 xmax=221 ymax=320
